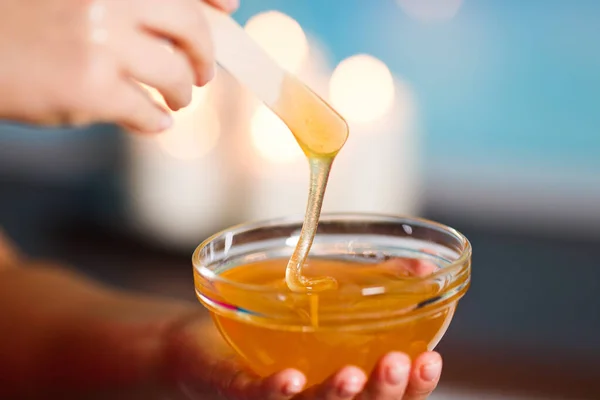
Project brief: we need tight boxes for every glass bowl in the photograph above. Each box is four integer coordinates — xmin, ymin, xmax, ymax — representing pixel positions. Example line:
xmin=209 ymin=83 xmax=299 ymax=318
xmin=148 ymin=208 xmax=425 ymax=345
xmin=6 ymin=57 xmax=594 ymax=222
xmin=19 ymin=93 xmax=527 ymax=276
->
xmin=192 ymin=213 xmax=471 ymax=385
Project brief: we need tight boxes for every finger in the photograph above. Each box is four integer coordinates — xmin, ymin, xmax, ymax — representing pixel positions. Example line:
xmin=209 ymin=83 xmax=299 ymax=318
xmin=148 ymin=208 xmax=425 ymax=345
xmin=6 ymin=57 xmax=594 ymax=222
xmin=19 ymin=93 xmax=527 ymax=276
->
xmin=403 ymin=352 xmax=442 ymax=400
xmin=203 ymin=0 xmax=240 ymax=13
xmin=356 ymin=352 xmax=411 ymax=400
xmin=137 ymin=0 xmax=215 ymax=86
xmin=262 ymin=369 xmax=307 ymax=400
xmin=208 ymin=365 xmax=305 ymax=400
xmin=167 ymin=315 xmax=306 ymax=399
xmin=300 ymin=366 xmax=366 ymax=400
xmin=180 ymin=365 xmax=306 ymax=400
xmin=121 ymin=33 xmax=194 ymax=111
xmin=109 ymin=80 xmax=173 ymax=134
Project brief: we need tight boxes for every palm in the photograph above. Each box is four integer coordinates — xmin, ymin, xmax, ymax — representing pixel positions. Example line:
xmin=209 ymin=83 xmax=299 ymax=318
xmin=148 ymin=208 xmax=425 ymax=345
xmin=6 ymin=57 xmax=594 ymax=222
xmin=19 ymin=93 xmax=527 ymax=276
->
xmin=0 ymin=260 xmax=442 ymax=400
xmin=163 ymin=304 xmax=443 ymax=400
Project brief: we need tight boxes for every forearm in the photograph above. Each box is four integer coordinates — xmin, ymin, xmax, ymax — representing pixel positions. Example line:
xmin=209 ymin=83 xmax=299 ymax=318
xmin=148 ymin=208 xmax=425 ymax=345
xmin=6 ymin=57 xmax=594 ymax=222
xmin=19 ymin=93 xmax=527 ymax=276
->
xmin=0 ymin=266 xmax=107 ymax=397
xmin=0 ymin=260 xmax=200 ymax=399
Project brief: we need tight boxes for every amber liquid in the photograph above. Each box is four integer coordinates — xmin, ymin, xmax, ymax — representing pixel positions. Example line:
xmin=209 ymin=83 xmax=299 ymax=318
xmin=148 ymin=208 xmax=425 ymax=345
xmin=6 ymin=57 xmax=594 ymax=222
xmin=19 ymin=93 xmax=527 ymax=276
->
xmin=270 ymin=74 xmax=348 ymax=293
xmin=205 ymin=258 xmax=456 ymax=386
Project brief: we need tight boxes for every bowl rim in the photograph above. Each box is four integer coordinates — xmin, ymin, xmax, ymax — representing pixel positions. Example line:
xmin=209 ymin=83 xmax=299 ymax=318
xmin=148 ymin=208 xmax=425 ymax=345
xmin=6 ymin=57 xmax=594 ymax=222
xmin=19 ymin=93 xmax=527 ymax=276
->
xmin=192 ymin=212 xmax=472 ymax=296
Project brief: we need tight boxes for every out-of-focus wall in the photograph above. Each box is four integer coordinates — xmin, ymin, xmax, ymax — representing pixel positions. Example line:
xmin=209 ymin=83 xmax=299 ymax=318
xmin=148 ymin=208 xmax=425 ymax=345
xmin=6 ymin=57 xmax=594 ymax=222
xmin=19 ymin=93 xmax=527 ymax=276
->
xmin=232 ymin=0 xmax=600 ymax=235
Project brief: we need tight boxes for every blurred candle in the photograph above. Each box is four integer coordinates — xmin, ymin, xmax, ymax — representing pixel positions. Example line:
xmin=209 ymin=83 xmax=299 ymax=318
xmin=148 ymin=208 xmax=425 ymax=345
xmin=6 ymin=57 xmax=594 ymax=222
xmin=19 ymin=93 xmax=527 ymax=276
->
xmin=323 ymin=55 xmax=422 ymax=216
xmin=238 ymin=10 xmax=316 ymax=221
xmin=298 ymin=34 xmax=334 ymax=100
xmin=244 ymin=103 xmax=308 ymax=220
xmin=124 ymin=73 xmax=241 ymax=250
xmin=244 ymin=10 xmax=309 ymax=73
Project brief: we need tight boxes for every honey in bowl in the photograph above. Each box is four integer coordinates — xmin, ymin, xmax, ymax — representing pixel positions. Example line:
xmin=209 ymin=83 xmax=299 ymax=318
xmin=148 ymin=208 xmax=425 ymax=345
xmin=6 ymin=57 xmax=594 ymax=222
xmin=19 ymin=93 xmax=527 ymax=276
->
xmin=193 ymin=214 xmax=471 ymax=386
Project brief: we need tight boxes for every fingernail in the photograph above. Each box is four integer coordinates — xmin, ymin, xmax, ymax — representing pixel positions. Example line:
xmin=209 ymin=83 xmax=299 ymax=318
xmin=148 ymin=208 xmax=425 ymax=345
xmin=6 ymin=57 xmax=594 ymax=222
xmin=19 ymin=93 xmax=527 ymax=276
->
xmin=159 ymin=114 xmax=173 ymax=131
xmin=283 ymin=377 xmax=303 ymax=395
xmin=338 ymin=375 xmax=363 ymax=396
xmin=386 ymin=363 xmax=409 ymax=385
xmin=421 ymin=361 xmax=441 ymax=382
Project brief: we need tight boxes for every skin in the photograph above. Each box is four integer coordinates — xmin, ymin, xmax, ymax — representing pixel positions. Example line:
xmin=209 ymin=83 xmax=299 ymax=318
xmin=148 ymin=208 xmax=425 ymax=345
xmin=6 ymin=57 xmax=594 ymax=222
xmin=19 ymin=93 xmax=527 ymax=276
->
xmin=0 ymin=236 xmax=442 ymax=400
xmin=0 ymin=0 xmax=443 ymax=398
xmin=0 ymin=0 xmax=239 ymax=133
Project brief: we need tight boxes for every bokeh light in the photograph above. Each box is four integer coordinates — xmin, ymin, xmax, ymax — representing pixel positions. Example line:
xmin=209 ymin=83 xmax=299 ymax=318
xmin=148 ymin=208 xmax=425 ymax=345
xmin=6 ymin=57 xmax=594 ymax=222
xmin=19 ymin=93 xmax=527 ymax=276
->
xmin=178 ymin=85 xmax=211 ymax=116
xmin=139 ymin=82 xmax=220 ymax=160
xmin=298 ymin=35 xmax=334 ymax=100
xmin=329 ymin=54 xmax=396 ymax=124
xmin=156 ymin=103 xmax=220 ymax=160
xmin=244 ymin=11 xmax=309 ymax=73
xmin=250 ymin=105 xmax=303 ymax=164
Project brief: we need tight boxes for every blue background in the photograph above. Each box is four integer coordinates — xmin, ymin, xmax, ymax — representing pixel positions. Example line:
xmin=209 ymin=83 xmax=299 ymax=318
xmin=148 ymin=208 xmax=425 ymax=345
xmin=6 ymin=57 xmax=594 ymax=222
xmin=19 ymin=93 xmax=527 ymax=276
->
xmin=234 ymin=0 xmax=600 ymax=176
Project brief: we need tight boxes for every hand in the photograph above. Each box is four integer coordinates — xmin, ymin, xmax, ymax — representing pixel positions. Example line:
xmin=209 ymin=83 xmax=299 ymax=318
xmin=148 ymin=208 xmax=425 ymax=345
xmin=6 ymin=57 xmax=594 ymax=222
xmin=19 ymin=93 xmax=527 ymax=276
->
xmin=169 ymin=257 xmax=444 ymax=399
xmin=173 ymin=319 xmax=443 ymax=400
xmin=0 ymin=232 xmax=442 ymax=399
xmin=0 ymin=0 xmax=237 ymax=133
xmin=0 ymin=266 xmax=442 ymax=400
